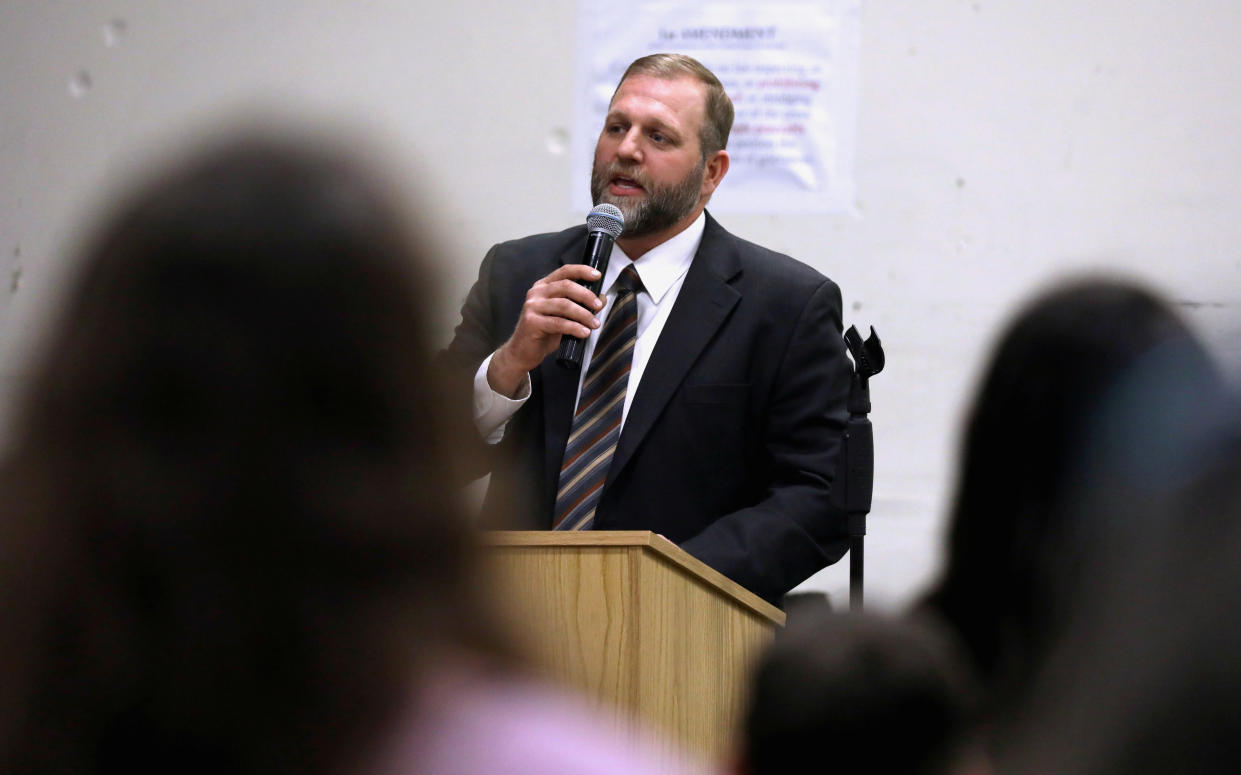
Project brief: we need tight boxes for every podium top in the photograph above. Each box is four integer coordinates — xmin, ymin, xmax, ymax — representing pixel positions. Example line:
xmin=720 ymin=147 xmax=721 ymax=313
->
xmin=484 ymin=530 xmax=785 ymax=625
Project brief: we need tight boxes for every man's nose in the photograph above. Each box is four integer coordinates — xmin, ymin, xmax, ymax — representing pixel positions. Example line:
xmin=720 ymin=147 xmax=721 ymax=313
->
xmin=617 ymin=127 xmax=643 ymax=162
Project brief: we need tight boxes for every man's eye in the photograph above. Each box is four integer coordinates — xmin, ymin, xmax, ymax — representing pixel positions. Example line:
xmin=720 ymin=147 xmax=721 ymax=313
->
xmin=651 ymin=132 xmax=667 ymax=143
xmin=607 ymin=124 xmax=625 ymax=134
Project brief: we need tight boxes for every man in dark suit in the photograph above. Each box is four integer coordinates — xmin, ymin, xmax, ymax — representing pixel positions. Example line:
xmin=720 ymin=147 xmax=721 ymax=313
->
xmin=445 ymin=54 xmax=852 ymax=604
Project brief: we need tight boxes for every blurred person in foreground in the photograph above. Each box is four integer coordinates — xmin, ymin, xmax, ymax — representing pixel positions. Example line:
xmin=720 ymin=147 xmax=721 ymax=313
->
xmin=0 ymin=132 xmax=698 ymax=775
xmin=998 ymin=444 xmax=1241 ymax=775
xmin=915 ymin=276 xmax=1234 ymax=745
xmin=733 ymin=611 xmax=985 ymax=775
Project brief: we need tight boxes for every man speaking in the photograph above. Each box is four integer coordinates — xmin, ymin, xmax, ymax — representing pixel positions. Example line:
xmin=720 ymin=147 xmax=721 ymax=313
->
xmin=445 ymin=53 xmax=852 ymax=605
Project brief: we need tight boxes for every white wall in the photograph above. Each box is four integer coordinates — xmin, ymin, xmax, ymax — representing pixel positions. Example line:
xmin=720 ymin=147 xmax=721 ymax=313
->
xmin=3 ymin=0 xmax=1240 ymax=609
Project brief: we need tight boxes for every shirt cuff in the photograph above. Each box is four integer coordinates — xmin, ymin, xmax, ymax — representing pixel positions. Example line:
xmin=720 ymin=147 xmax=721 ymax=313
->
xmin=473 ymin=352 xmax=531 ymax=444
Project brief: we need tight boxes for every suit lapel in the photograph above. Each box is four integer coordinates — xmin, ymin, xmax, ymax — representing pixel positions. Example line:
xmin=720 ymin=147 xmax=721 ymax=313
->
xmin=609 ymin=213 xmax=742 ymax=480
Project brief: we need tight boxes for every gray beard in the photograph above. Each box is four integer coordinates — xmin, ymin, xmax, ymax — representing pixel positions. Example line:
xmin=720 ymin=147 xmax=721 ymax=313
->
xmin=591 ymin=158 xmax=705 ymax=238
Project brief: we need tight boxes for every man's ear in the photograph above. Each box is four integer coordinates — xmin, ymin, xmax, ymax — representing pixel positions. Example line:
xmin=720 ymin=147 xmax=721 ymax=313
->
xmin=701 ymin=150 xmax=730 ymax=199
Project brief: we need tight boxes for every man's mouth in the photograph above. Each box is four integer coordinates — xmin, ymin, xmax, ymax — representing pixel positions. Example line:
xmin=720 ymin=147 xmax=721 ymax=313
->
xmin=609 ymin=175 xmax=646 ymax=195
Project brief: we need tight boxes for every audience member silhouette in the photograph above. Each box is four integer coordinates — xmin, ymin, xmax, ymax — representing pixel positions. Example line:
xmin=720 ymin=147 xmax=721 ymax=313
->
xmin=999 ymin=443 xmax=1241 ymax=774
xmin=916 ymin=277 xmax=1229 ymax=738
xmin=0 ymin=133 xmax=697 ymax=775
xmin=735 ymin=611 xmax=983 ymax=775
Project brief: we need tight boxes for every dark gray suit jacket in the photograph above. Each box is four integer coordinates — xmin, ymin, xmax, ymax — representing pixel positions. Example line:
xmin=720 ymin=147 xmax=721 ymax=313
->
xmin=445 ymin=212 xmax=852 ymax=603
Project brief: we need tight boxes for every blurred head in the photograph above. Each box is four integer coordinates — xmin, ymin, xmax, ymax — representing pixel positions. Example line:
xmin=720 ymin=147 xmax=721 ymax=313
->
xmin=920 ymin=277 xmax=1221 ymax=711
xmin=0 ymin=132 xmax=499 ymax=774
xmin=738 ymin=612 xmax=980 ymax=775
xmin=1000 ymin=450 xmax=1241 ymax=775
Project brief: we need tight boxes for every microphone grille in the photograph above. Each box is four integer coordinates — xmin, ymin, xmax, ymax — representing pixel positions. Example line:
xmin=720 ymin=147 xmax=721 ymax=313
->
xmin=586 ymin=203 xmax=624 ymax=238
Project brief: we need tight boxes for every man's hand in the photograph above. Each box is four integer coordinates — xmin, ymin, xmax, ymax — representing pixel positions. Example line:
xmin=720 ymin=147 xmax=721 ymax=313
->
xmin=487 ymin=264 xmax=605 ymax=397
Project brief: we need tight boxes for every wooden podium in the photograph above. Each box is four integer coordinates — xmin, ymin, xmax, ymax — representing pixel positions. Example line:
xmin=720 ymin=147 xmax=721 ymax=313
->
xmin=485 ymin=531 xmax=785 ymax=763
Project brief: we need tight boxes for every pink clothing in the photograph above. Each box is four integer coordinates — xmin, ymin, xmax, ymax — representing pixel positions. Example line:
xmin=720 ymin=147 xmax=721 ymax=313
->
xmin=370 ymin=670 xmax=709 ymax=775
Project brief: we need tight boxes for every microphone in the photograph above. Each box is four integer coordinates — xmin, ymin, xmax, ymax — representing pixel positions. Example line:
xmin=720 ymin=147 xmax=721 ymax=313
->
xmin=556 ymin=203 xmax=625 ymax=369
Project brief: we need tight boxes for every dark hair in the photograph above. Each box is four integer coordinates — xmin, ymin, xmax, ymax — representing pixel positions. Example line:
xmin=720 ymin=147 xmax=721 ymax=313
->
xmin=0 ymin=133 xmax=504 ymax=774
xmin=1000 ymin=451 xmax=1241 ymax=775
xmin=918 ymin=277 xmax=1217 ymax=717
xmin=615 ymin=53 xmax=734 ymax=158
xmin=740 ymin=612 xmax=979 ymax=775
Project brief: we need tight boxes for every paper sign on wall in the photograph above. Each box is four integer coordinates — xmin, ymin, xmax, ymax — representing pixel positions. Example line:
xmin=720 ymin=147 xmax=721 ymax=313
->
xmin=572 ymin=0 xmax=861 ymax=214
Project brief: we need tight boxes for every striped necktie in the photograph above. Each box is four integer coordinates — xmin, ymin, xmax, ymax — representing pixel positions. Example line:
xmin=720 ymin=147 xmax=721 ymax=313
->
xmin=553 ymin=264 xmax=644 ymax=530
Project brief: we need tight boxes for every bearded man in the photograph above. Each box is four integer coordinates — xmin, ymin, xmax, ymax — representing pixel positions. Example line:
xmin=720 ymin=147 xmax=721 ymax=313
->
xmin=444 ymin=53 xmax=852 ymax=605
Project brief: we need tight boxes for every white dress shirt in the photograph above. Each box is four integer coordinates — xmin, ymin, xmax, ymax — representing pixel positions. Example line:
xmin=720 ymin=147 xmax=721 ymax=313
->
xmin=473 ymin=211 xmax=706 ymax=442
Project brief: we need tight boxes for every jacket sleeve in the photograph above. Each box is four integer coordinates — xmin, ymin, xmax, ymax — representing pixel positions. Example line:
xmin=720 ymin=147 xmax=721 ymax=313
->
xmin=437 ymin=244 xmax=507 ymax=483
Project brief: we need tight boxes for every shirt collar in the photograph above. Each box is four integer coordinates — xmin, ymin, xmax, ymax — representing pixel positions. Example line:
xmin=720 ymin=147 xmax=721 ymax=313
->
xmin=604 ymin=211 xmax=704 ymax=303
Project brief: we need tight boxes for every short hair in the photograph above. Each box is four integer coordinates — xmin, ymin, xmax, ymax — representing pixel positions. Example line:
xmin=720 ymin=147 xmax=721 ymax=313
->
xmin=741 ymin=612 xmax=980 ymax=775
xmin=614 ymin=53 xmax=734 ymax=158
